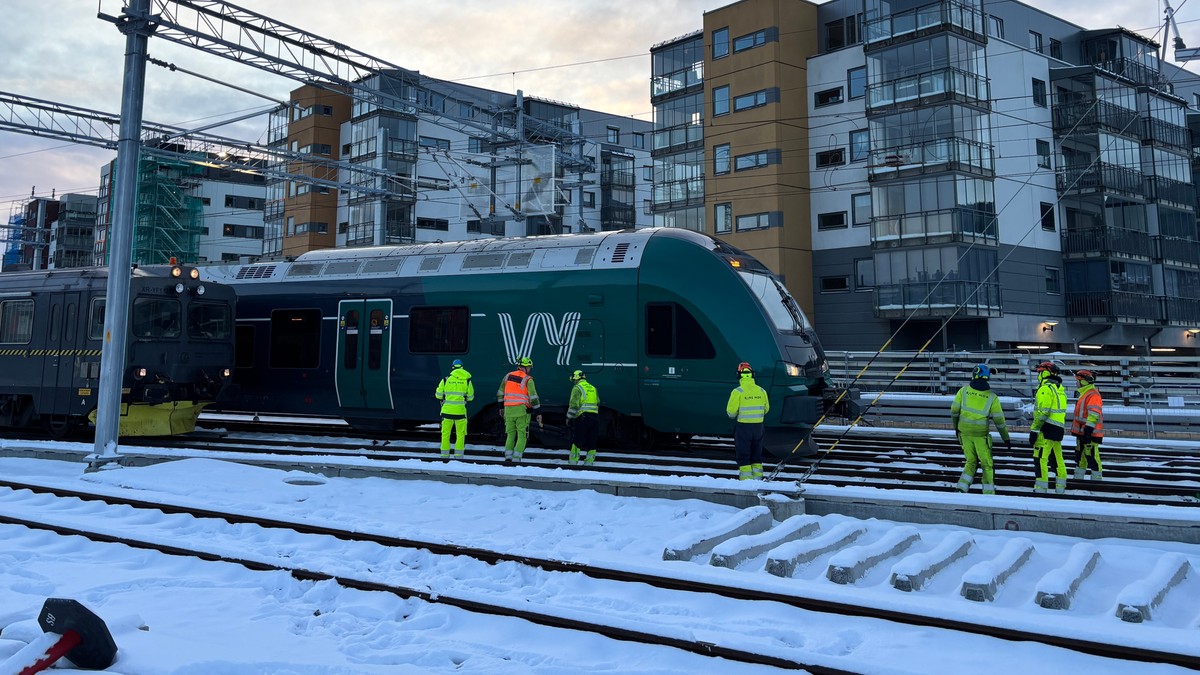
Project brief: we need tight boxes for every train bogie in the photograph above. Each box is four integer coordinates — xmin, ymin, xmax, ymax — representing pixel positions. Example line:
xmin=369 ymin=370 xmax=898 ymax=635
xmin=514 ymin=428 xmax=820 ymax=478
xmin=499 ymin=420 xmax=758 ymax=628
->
xmin=205 ymin=228 xmax=839 ymax=456
xmin=0 ymin=265 xmax=236 ymax=437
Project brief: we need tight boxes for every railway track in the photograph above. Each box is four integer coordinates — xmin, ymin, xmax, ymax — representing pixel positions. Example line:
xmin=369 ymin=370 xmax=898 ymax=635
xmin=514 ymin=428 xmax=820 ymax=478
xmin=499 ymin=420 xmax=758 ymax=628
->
xmin=1 ymin=478 xmax=1194 ymax=671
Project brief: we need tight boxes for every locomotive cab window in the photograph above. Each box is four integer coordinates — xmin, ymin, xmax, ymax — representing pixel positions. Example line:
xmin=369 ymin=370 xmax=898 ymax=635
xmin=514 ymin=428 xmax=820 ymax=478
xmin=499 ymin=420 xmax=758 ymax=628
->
xmin=409 ymin=306 xmax=468 ymax=354
xmin=269 ymin=309 xmax=322 ymax=368
xmin=0 ymin=299 xmax=33 ymax=344
xmin=133 ymin=298 xmax=182 ymax=339
xmin=188 ymin=301 xmax=233 ymax=340
xmin=645 ymin=302 xmax=715 ymax=359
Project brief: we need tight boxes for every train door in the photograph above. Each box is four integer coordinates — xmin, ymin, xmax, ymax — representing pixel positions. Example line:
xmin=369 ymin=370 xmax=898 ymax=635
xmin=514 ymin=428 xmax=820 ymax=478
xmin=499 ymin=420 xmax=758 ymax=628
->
xmin=41 ymin=291 xmax=84 ymax=421
xmin=334 ymin=299 xmax=394 ymax=410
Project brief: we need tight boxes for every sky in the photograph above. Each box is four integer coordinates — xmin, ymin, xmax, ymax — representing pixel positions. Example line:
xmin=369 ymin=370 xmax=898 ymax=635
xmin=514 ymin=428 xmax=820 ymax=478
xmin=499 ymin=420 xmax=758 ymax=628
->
xmin=1 ymin=432 xmax=1199 ymax=674
xmin=0 ymin=0 xmax=1188 ymax=216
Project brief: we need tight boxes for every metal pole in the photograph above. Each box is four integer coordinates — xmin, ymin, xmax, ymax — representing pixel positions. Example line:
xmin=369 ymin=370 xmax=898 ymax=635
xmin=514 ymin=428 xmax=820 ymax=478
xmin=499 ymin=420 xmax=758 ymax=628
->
xmin=88 ymin=0 xmax=152 ymax=470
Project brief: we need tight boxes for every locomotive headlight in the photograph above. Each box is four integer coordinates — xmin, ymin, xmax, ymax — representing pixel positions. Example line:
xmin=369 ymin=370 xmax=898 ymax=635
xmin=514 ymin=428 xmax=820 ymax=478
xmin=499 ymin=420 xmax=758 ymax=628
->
xmin=134 ymin=367 xmax=148 ymax=379
xmin=195 ymin=284 xmax=206 ymax=296
xmin=175 ymin=282 xmax=185 ymax=294
xmin=784 ymin=362 xmax=802 ymax=377
xmin=171 ymin=266 xmax=182 ymax=278
xmin=189 ymin=268 xmax=200 ymax=280
xmin=222 ymin=368 xmax=232 ymax=378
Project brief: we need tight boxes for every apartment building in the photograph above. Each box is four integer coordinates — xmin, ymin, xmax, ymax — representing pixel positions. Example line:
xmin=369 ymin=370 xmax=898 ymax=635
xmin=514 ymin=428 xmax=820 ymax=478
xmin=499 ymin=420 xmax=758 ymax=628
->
xmin=265 ymin=76 xmax=653 ymax=259
xmin=652 ymin=0 xmax=1200 ymax=355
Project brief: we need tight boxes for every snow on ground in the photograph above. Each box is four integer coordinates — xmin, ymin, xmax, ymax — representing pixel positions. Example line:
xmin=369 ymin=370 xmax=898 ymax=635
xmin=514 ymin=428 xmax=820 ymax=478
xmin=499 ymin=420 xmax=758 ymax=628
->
xmin=1 ymin=442 xmax=1199 ymax=674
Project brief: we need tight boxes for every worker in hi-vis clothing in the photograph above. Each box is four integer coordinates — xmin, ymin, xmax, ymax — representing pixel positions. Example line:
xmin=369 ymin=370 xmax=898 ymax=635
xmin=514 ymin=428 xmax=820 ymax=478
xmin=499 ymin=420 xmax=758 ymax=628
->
xmin=1070 ymin=369 xmax=1104 ymax=481
xmin=565 ymin=370 xmax=600 ymax=466
xmin=1030 ymin=361 xmax=1068 ymax=493
xmin=497 ymin=356 xmax=541 ymax=462
xmin=434 ymin=359 xmax=474 ymax=458
xmin=726 ymin=361 xmax=769 ymax=480
xmin=950 ymin=364 xmax=1011 ymax=494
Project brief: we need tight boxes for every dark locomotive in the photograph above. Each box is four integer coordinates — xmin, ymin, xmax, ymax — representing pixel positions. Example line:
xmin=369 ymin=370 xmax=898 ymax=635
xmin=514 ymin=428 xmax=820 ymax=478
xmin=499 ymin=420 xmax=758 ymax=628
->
xmin=0 ymin=264 xmax=235 ymax=437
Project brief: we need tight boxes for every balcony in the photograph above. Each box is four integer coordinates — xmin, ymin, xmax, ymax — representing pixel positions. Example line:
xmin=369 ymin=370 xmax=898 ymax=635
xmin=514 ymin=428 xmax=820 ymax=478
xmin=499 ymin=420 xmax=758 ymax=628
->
xmin=864 ymin=0 xmax=985 ymax=50
xmin=1156 ymin=236 xmax=1200 ymax=268
xmin=1065 ymin=290 xmax=1161 ymax=324
xmin=1057 ymin=163 xmax=1145 ymax=200
xmin=652 ymin=123 xmax=703 ymax=155
xmin=1060 ymin=226 xmax=1152 ymax=260
xmin=652 ymin=177 xmax=704 ymax=210
xmin=874 ymin=280 xmax=1002 ymax=319
xmin=1148 ymin=175 xmax=1195 ymax=209
xmin=868 ymin=137 xmax=993 ymax=180
xmin=871 ymin=207 xmax=996 ymax=248
xmin=1142 ymin=117 xmax=1190 ymax=151
xmin=1089 ymin=58 xmax=1170 ymax=91
xmin=651 ymin=63 xmax=703 ymax=100
xmin=602 ymin=169 xmax=635 ymax=189
xmin=1164 ymin=296 xmax=1200 ymax=325
xmin=1052 ymin=100 xmax=1138 ymax=138
xmin=866 ymin=67 xmax=989 ymax=114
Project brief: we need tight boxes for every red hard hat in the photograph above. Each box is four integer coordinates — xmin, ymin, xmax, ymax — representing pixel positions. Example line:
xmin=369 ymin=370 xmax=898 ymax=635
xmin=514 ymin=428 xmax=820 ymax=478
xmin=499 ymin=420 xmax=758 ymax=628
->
xmin=1075 ymin=369 xmax=1095 ymax=383
xmin=737 ymin=361 xmax=753 ymax=375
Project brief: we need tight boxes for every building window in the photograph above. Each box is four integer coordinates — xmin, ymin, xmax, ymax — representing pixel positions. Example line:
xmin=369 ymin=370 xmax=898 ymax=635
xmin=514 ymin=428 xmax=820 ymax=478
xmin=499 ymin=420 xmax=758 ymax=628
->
xmin=815 ymin=148 xmax=845 ymax=168
xmin=633 ymin=132 xmax=645 ymax=149
xmin=643 ymin=166 xmax=653 ymax=181
xmin=820 ymin=276 xmax=850 ymax=293
xmin=817 ymin=211 xmax=847 ymax=230
xmin=734 ymin=29 xmax=770 ymax=53
xmin=1045 ymin=266 xmax=1061 ymax=294
xmin=222 ymin=223 xmax=265 ymax=239
xmin=1029 ymin=30 xmax=1043 ymax=53
xmin=1049 ymin=39 xmax=1063 ymax=60
xmin=852 ymin=192 xmax=872 ymax=226
xmin=1040 ymin=203 xmax=1056 ymax=231
xmin=736 ymin=212 xmax=771 ymax=231
xmin=1032 ymin=79 xmax=1047 ymax=107
xmin=855 ymin=258 xmax=875 ymax=289
xmin=1036 ymin=140 xmax=1051 ymax=169
xmin=814 ymin=87 xmax=843 ymax=107
xmin=713 ymin=85 xmax=730 ymax=116
xmin=715 ymin=202 xmax=732 ymax=234
xmin=714 ymin=144 xmax=731 ymax=175
xmin=712 ymin=27 xmax=729 ymax=59
xmin=849 ymin=129 xmax=869 ymax=162
xmin=607 ymin=126 xmax=620 ymax=143
xmin=847 ymin=66 xmax=867 ymax=100
xmin=734 ymin=89 xmax=773 ymax=112
xmin=987 ymin=15 xmax=1004 ymax=39
xmin=735 ymin=150 xmax=776 ymax=171
xmin=643 ymin=199 xmax=652 ymax=215
xmin=419 ymin=136 xmax=450 ymax=150
xmin=582 ymin=192 xmax=595 ymax=208
xmin=417 ymin=218 xmax=449 ymax=231
xmin=825 ymin=14 xmax=861 ymax=51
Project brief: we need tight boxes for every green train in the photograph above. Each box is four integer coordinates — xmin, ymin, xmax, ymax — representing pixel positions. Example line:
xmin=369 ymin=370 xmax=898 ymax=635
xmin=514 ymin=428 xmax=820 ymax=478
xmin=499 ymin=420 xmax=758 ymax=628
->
xmin=202 ymin=228 xmax=841 ymax=454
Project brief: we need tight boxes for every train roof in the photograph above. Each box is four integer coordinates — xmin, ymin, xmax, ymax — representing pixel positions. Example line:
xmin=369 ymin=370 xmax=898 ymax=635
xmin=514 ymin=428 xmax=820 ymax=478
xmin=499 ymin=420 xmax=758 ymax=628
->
xmin=201 ymin=227 xmax=738 ymax=284
xmin=0 ymin=264 xmax=202 ymax=290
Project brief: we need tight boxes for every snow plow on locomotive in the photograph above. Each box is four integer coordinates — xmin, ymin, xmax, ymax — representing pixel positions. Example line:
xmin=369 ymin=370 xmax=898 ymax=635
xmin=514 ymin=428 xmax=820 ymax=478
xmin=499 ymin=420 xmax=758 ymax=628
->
xmin=0 ymin=264 xmax=235 ymax=437
xmin=204 ymin=228 xmax=845 ymax=456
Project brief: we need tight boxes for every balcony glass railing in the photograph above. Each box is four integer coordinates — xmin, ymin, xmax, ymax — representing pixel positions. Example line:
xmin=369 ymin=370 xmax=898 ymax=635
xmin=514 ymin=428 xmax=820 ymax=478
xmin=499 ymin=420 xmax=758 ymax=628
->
xmin=868 ymin=137 xmax=993 ymax=178
xmin=1142 ymin=117 xmax=1190 ymax=150
xmin=652 ymin=64 xmax=703 ymax=98
xmin=652 ymin=123 xmax=704 ymax=154
xmin=867 ymin=67 xmax=989 ymax=112
xmin=1057 ymin=163 xmax=1145 ymax=198
xmin=865 ymin=0 xmax=985 ymax=47
xmin=1155 ymin=236 xmax=1200 ymax=267
xmin=1060 ymin=226 xmax=1153 ymax=259
xmin=1149 ymin=175 xmax=1194 ymax=208
xmin=871 ymin=207 xmax=996 ymax=247
xmin=1164 ymin=296 xmax=1200 ymax=325
xmin=874 ymin=280 xmax=1002 ymax=318
xmin=1052 ymin=100 xmax=1138 ymax=137
xmin=1065 ymin=290 xmax=1161 ymax=323
xmin=652 ymin=177 xmax=705 ymax=209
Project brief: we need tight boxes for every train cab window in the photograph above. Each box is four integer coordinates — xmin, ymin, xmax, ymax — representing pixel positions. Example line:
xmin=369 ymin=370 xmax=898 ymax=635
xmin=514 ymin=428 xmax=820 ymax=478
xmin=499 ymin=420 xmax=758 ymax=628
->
xmin=409 ymin=306 xmax=468 ymax=354
xmin=0 ymin=299 xmax=34 ymax=344
xmin=269 ymin=309 xmax=322 ymax=369
xmin=188 ymin=301 xmax=232 ymax=340
xmin=88 ymin=299 xmax=106 ymax=340
xmin=132 ymin=298 xmax=182 ymax=339
xmin=645 ymin=302 xmax=716 ymax=359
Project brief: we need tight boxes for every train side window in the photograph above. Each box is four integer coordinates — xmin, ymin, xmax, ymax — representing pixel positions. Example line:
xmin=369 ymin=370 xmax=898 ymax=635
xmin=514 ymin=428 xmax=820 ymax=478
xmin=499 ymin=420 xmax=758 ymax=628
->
xmin=48 ymin=303 xmax=61 ymax=342
xmin=235 ymin=325 xmax=255 ymax=369
xmin=269 ymin=309 xmax=322 ymax=368
xmin=368 ymin=309 xmax=385 ymax=369
xmin=409 ymin=306 xmax=468 ymax=354
xmin=64 ymin=303 xmax=77 ymax=342
xmin=645 ymin=302 xmax=715 ymax=359
xmin=88 ymin=299 xmax=105 ymax=340
xmin=343 ymin=309 xmax=360 ymax=370
xmin=0 ymin=299 xmax=34 ymax=344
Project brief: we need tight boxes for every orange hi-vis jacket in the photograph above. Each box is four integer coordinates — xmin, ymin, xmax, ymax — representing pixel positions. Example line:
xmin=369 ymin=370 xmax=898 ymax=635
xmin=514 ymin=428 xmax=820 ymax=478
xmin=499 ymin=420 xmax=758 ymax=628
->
xmin=500 ymin=369 xmax=535 ymax=409
xmin=1071 ymin=384 xmax=1104 ymax=439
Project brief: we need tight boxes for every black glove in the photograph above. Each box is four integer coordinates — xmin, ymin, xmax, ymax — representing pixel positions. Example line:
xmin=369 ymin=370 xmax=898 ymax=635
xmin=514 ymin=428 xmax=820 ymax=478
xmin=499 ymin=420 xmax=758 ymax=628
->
xmin=565 ymin=417 xmax=574 ymax=428
xmin=1028 ymin=431 xmax=1038 ymax=448
xmin=1081 ymin=426 xmax=1094 ymax=446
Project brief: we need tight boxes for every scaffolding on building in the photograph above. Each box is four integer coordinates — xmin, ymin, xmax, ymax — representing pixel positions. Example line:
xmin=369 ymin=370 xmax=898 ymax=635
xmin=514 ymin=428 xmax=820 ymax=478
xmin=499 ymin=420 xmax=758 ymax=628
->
xmin=131 ymin=155 xmax=203 ymax=264
xmin=2 ymin=213 xmax=26 ymax=270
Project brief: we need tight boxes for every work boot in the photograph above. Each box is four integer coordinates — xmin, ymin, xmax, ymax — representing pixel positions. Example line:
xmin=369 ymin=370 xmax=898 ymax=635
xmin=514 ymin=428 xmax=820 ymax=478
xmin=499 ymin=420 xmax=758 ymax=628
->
xmin=1073 ymin=466 xmax=1084 ymax=480
xmin=1055 ymin=477 xmax=1066 ymax=494
xmin=1094 ymin=471 xmax=1103 ymax=481
xmin=738 ymin=465 xmax=752 ymax=480
xmin=440 ymin=451 xmax=450 ymax=459
xmin=569 ymin=446 xmax=580 ymax=465
xmin=584 ymin=450 xmax=596 ymax=465
xmin=1034 ymin=478 xmax=1048 ymax=493
xmin=454 ymin=451 xmax=464 ymax=459
xmin=751 ymin=463 xmax=763 ymax=480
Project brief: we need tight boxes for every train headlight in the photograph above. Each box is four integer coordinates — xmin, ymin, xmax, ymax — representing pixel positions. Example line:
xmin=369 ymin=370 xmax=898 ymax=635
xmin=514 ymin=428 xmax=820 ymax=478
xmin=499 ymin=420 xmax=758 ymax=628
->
xmin=195 ymin=284 xmax=206 ymax=296
xmin=175 ymin=282 xmax=185 ymax=294
xmin=222 ymin=368 xmax=231 ymax=378
xmin=784 ymin=362 xmax=802 ymax=377
xmin=134 ymin=367 xmax=148 ymax=379
xmin=189 ymin=268 xmax=200 ymax=280
xmin=171 ymin=266 xmax=182 ymax=278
